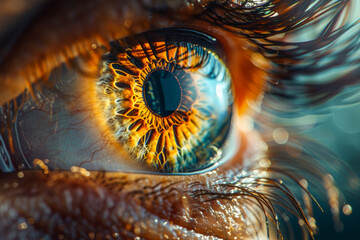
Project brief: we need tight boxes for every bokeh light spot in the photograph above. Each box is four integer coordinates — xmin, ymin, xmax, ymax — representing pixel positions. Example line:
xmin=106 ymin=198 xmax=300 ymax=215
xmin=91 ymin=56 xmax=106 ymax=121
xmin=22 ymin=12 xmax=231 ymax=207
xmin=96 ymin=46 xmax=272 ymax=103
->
xmin=342 ymin=204 xmax=353 ymax=216
xmin=273 ymin=128 xmax=289 ymax=144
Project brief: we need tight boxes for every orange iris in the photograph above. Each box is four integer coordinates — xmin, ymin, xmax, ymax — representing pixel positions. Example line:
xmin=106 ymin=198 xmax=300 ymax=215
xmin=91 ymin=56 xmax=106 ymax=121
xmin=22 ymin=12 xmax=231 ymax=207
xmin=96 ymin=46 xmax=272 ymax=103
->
xmin=95 ymin=29 xmax=233 ymax=172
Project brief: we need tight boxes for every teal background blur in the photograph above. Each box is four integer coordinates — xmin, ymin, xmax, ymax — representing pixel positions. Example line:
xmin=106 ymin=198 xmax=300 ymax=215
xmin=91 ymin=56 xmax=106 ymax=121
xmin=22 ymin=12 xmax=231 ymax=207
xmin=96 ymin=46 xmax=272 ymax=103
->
xmin=285 ymin=2 xmax=360 ymax=238
xmin=304 ymin=101 xmax=360 ymax=240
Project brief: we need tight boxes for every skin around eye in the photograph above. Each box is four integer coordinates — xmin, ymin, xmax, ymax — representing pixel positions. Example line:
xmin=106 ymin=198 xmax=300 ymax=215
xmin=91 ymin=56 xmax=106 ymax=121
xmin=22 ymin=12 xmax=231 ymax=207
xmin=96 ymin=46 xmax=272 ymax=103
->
xmin=0 ymin=3 xmax=268 ymax=174
xmin=0 ymin=129 xmax=271 ymax=239
xmin=2 ymin=0 xmax=358 ymax=239
xmin=0 ymin=1 xmax=273 ymax=238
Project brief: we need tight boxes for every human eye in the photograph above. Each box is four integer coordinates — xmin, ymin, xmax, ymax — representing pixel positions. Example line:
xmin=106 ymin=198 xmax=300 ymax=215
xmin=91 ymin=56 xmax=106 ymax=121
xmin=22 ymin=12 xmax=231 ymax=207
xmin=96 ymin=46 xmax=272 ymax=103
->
xmin=0 ymin=0 xmax=359 ymax=239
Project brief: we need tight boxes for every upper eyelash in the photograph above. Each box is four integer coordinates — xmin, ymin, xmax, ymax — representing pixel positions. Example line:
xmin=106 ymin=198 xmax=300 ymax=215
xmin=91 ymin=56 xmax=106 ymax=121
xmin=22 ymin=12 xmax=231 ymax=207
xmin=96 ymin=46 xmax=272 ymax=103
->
xmin=197 ymin=0 xmax=358 ymax=236
xmin=200 ymin=0 xmax=360 ymax=115
xmin=202 ymin=0 xmax=348 ymax=35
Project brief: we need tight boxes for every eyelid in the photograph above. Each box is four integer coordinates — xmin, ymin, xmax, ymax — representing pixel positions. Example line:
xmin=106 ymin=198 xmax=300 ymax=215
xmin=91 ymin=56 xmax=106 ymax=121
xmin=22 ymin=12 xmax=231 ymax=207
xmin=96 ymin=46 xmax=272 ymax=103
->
xmin=0 ymin=0 xmax=203 ymax=105
xmin=0 ymin=4 xmax=269 ymax=122
xmin=0 ymin=0 xmax=270 ymax=175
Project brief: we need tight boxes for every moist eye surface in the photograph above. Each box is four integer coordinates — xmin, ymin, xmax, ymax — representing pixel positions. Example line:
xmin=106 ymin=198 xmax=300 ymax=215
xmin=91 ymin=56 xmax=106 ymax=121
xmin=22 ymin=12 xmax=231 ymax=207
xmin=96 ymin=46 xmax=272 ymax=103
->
xmin=2 ymin=28 xmax=234 ymax=174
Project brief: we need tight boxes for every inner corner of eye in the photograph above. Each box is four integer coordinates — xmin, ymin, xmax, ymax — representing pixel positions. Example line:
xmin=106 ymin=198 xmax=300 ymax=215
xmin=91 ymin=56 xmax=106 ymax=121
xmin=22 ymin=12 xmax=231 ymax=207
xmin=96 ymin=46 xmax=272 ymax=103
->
xmin=87 ymin=28 xmax=235 ymax=173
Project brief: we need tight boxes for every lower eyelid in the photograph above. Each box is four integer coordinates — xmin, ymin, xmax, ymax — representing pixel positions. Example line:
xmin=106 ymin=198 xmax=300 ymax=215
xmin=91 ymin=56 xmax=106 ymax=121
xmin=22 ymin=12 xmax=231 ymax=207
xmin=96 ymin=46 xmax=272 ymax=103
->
xmin=0 ymin=118 xmax=340 ymax=239
xmin=0 ymin=128 xmax=266 ymax=239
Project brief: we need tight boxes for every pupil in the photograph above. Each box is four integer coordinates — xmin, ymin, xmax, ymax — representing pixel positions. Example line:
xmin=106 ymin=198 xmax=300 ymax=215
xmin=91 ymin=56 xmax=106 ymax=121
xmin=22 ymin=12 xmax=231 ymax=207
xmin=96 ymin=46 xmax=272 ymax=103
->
xmin=144 ymin=69 xmax=181 ymax=117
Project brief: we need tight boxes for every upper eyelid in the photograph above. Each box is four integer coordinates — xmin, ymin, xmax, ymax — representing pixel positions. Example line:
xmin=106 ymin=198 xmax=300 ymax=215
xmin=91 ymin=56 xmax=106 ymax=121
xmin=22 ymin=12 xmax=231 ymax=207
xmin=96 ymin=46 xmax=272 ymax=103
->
xmin=1 ymin=0 xmax=350 ymax=107
xmin=0 ymin=0 xmax=203 ymax=105
xmin=0 ymin=0 xmax=277 ymax=105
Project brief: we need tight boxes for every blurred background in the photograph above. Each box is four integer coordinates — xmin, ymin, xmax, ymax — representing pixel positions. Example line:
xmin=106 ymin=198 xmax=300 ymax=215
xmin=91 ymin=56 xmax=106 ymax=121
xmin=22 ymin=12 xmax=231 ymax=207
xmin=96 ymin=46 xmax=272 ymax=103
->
xmin=303 ymin=101 xmax=360 ymax=239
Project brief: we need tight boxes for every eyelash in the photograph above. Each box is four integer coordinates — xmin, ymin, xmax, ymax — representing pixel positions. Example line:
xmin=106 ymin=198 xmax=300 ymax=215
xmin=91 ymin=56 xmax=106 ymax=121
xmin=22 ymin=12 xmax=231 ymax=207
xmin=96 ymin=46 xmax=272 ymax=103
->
xmin=203 ymin=0 xmax=360 ymax=237
xmin=1 ymin=0 xmax=359 ymax=239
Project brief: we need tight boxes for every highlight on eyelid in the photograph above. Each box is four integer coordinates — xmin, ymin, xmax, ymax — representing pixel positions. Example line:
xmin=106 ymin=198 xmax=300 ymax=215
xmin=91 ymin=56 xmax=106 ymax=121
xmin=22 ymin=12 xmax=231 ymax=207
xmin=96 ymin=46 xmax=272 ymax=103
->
xmin=93 ymin=29 xmax=233 ymax=172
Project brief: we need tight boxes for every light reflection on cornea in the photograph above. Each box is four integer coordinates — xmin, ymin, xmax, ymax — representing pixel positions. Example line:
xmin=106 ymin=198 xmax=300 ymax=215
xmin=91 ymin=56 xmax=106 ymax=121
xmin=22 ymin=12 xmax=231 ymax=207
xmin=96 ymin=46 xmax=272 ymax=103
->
xmin=230 ymin=0 xmax=270 ymax=8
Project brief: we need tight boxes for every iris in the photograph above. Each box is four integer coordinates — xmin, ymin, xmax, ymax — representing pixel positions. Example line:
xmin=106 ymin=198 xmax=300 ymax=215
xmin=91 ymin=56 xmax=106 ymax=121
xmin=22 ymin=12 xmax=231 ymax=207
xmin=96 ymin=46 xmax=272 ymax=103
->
xmin=96 ymin=29 xmax=233 ymax=172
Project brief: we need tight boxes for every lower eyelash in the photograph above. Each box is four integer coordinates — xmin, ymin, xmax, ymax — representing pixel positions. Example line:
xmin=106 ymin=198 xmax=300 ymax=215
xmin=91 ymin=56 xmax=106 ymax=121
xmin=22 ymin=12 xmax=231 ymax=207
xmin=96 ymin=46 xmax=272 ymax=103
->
xmin=191 ymin=134 xmax=350 ymax=239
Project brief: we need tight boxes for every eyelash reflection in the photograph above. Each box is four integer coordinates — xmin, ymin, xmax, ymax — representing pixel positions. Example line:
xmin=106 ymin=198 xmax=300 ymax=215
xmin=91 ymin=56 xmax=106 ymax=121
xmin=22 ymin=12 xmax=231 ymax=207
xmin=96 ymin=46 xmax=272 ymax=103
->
xmin=0 ymin=0 xmax=359 ymax=239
